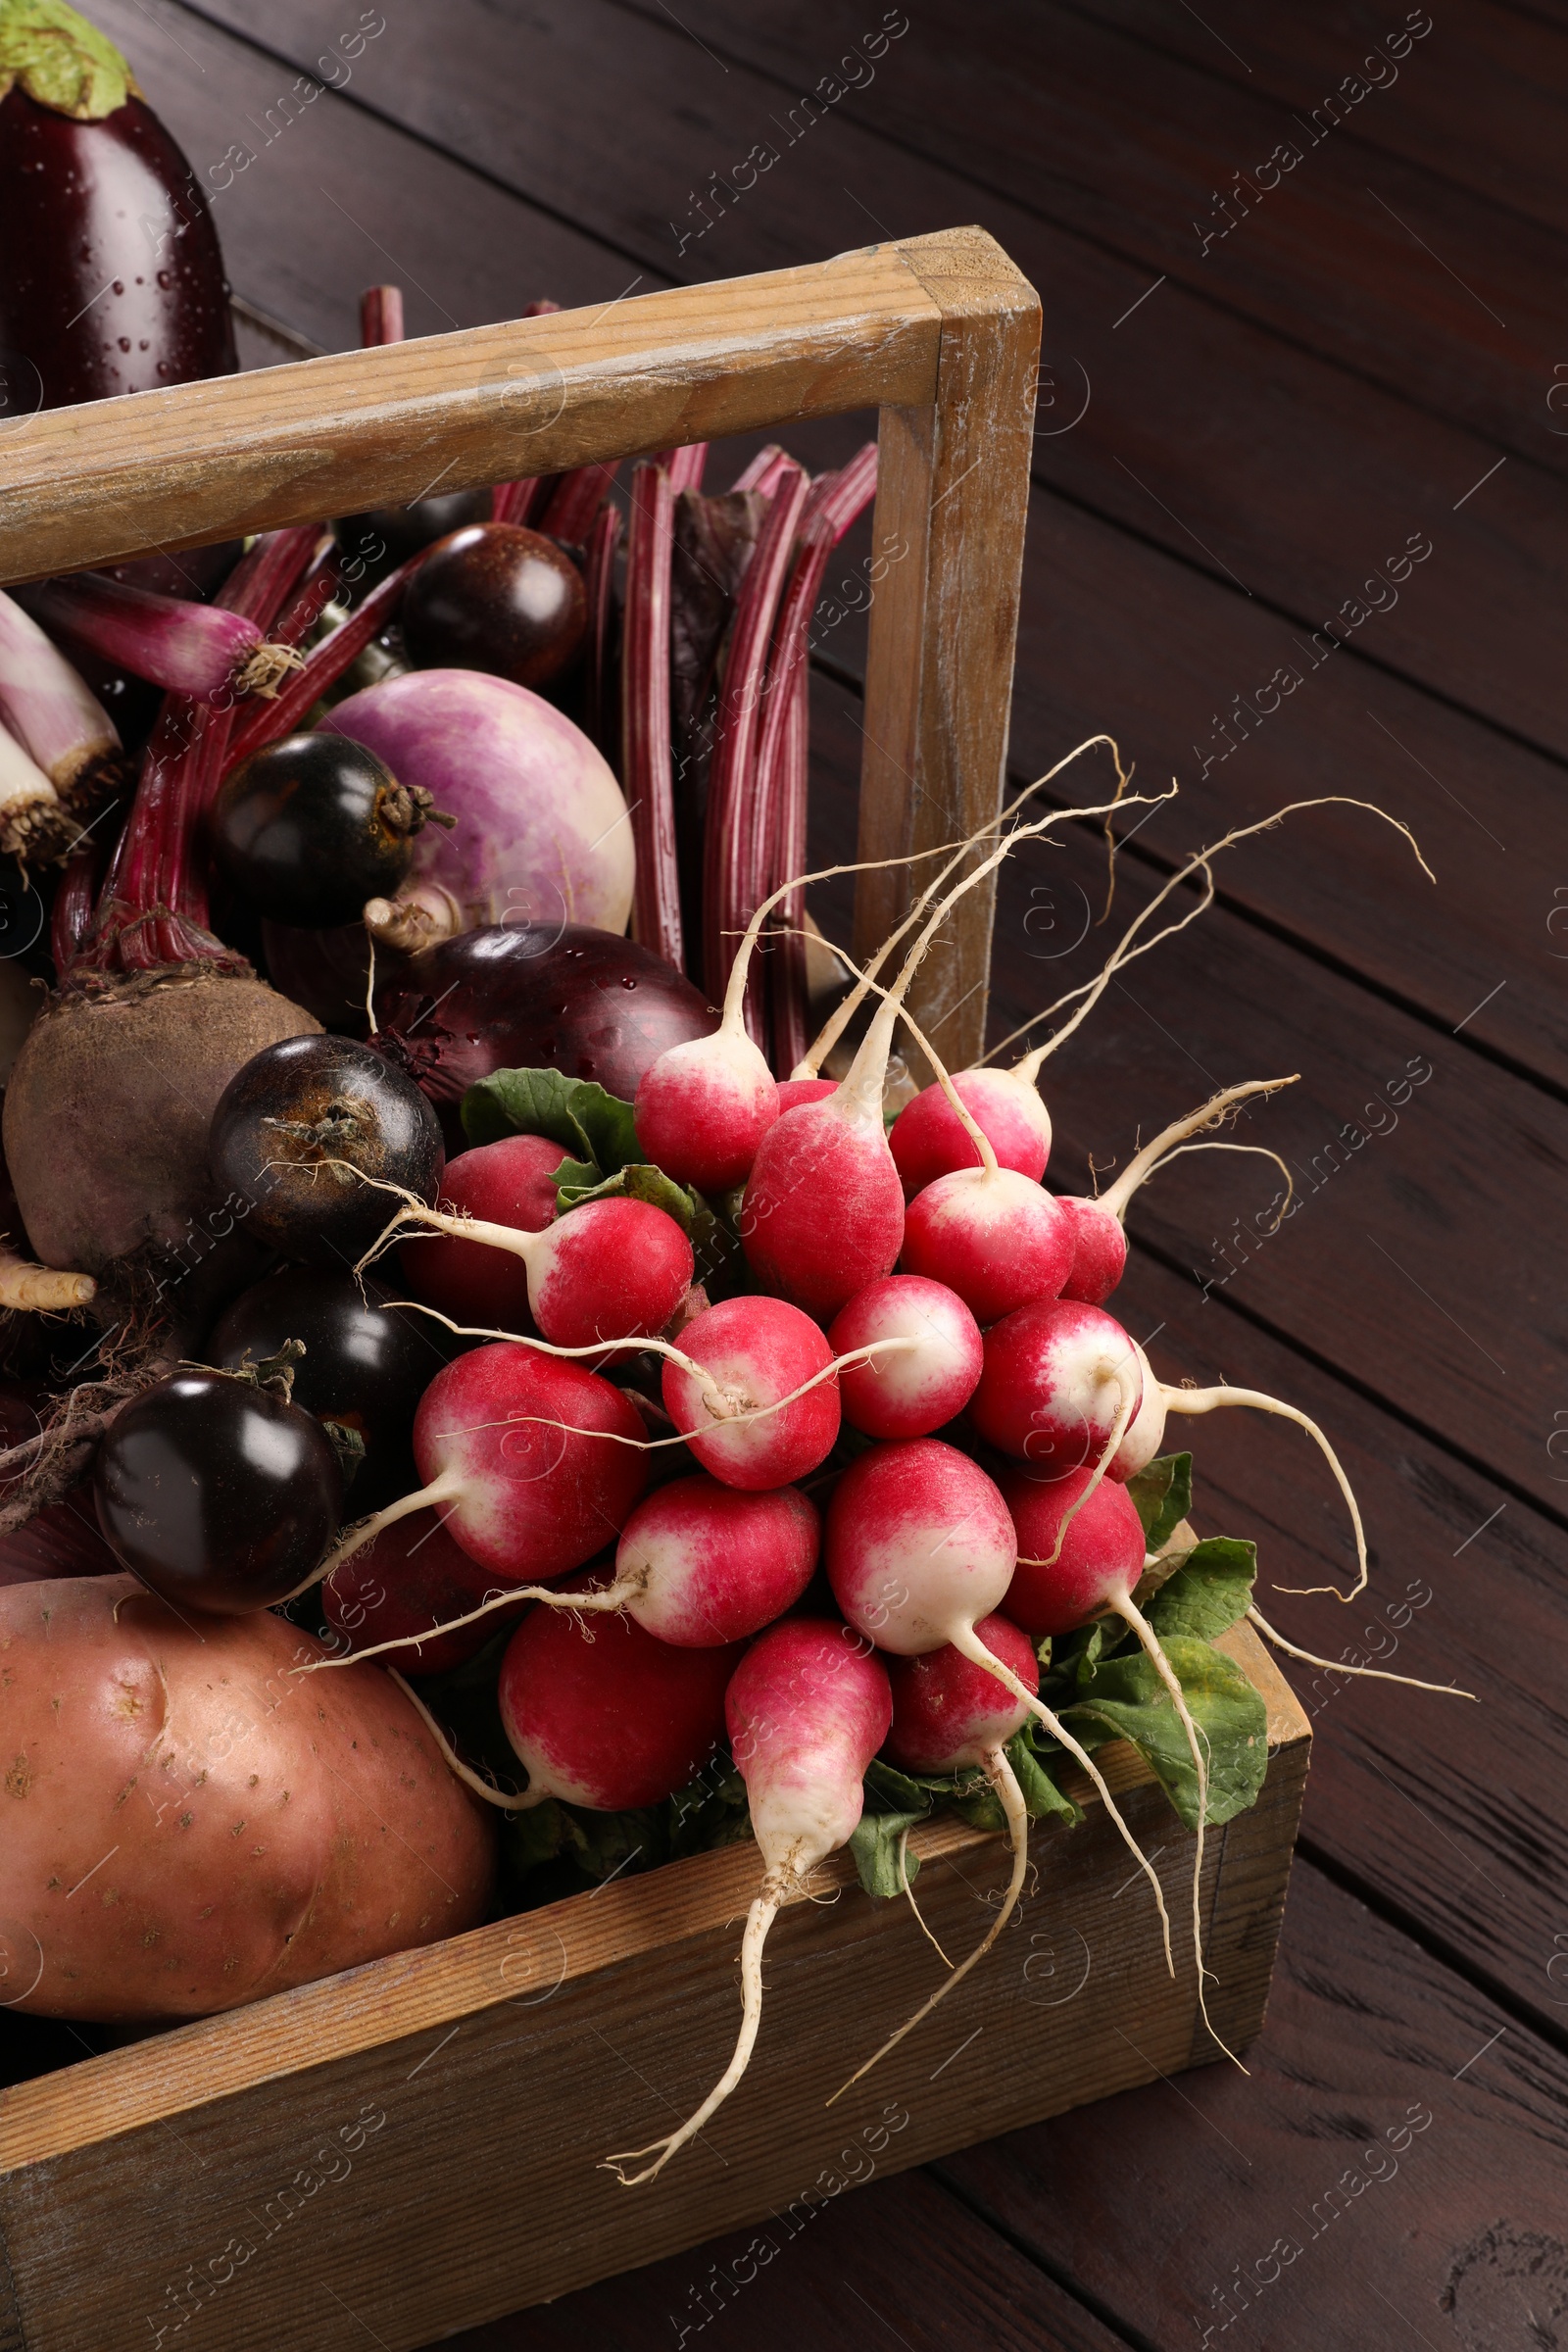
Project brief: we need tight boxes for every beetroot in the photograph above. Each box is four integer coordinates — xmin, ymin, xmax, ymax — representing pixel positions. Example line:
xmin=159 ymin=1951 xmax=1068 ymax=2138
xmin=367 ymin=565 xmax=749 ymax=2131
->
xmin=0 ymin=8 xmax=235 ymax=411
xmin=370 ymin=923 xmax=714 ymax=1146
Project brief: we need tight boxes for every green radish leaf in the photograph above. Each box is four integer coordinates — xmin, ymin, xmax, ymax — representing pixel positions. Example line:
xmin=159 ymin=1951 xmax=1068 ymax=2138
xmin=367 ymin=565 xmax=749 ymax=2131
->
xmin=1146 ymin=1538 xmax=1257 ymax=1642
xmin=863 ymin=1755 xmax=987 ymax=1814
xmin=667 ymin=1763 xmax=753 ymax=1859
xmin=850 ymin=1809 xmax=928 ymax=1899
xmin=1125 ymin=1450 xmax=1194 ymax=1549
xmin=556 ymin=1160 xmax=699 ymax=1232
xmin=1062 ymin=1637 xmax=1268 ymax=1829
xmin=504 ymin=1797 xmax=570 ymax=1874
xmin=1006 ymin=1734 xmax=1082 ymax=1827
xmin=562 ymin=1804 xmax=666 ymax=1885
xmin=461 ymin=1067 xmax=642 ymax=1174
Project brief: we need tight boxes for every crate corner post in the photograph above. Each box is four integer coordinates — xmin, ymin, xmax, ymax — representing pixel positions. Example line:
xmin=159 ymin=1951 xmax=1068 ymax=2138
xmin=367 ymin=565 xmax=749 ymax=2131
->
xmin=855 ymin=225 xmax=1041 ymax=1077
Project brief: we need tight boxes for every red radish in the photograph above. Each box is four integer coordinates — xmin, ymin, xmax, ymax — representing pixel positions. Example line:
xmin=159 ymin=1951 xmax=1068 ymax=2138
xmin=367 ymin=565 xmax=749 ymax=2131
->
xmin=824 ymin=1438 xmax=1171 ymax=1955
xmin=827 ymin=1275 xmax=982 ymax=1441
xmin=836 ymin=1613 xmax=1038 ymax=2097
xmin=890 ymin=1068 xmax=1053 ymax=1197
xmin=969 ymin=1298 xmax=1144 ymax=1470
xmin=367 ymin=1190 xmax=693 ymax=1352
xmin=775 ymin=1076 xmax=837 ymax=1112
xmin=1108 ymin=1341 xmax=1163 ymax=1482
xmin=901 ymin=1160 xmax=1074 ymax=1326
xmin=604 ymin=1619 xmax=891 ymax=2184
xmin=662 ymin=1295 xmax=840 ymax=1490
xmin=498 ymin=1571 xmax=743 ymax=1809
xmin=1000 ymin=1463 xmax=1148 ymax=1637
xmin=302 ymin=1468 xmax=821 ymax=1674
xmin=397 ymin=1133 xmax=564 ymax=1328
xmin=26 ymin=572 xmax=301 ymax=707
xmin=304 ymin=1342 xmax=649 ymax=1592
xmin=635 ymin=836 xmax=959 ymax=1199
xmin=611 ymin=1476 xmax=819 ymax=1644
xmin=740 ymin=827 xmax=1030 ymax=1317
xmin=321 ymin=1508 xmax=528 ymax=1677
xmin=1059 ymin=1077 xmax=1298 ymax=1304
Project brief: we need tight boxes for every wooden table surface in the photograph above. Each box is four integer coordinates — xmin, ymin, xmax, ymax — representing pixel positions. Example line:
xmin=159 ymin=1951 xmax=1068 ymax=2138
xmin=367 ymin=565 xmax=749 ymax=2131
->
xmin=40 ymin=4 xmax=1568 ymax=2345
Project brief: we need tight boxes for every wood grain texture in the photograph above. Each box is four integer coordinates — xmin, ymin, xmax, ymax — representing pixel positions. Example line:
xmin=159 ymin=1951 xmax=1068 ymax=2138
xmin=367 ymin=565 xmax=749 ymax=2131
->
xmin=0 ymin=243 xmax=943 ymax=581
xmin=165 ymin=0 xmax=1568 ymax=767
xmin=856 ymin=229 xmax=1040 ymax=1073
xmin=0 ymin=1634 xmax=1305 ymax=2349
xmin=940 ymin=1861 xmax=1568 ymax=2352
xmin=435 ymin=2169 xmax=1136 ymax=2352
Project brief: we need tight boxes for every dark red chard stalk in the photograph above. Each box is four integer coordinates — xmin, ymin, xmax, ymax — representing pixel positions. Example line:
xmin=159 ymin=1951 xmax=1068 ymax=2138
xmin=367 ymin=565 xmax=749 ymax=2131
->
xmin=537 ymin=463 xmax=619 ymax=550
xmin=731 ymin=446 xmax=784 ymax=492
xmin=360 ymin=284 xmax=404 ymax=347
xmin=0 ymin=3 xmax=236 ymax=413
xmin=270 ymin=533 xmax=341 ymax=650
xmin=49 ymin=835 xmax=104 ymax=970
xmin=754 ymin=445 xmax=879 ymax=1066
xmin=669 ymin=485 xmax=763 ymax=958
xmin=620 ymin=464 xmax=682 ymax=972
xmin=701 ymin=461 xmax=809 ymax=1019
xmin=652 ymin=445 xmax=709 ymax=493
xmin=583 ymin=499 xmax=623 ymax=760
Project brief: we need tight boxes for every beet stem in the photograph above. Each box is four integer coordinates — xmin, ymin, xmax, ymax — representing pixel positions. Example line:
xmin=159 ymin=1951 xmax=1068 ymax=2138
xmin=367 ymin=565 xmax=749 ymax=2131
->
xmin=620 ymin=464 xmax=683 ymax=972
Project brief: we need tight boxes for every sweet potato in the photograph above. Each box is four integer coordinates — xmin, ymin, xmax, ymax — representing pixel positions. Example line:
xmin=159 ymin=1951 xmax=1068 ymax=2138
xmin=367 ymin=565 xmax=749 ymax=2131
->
xmin=0 ymin=1575 xmax=495 ymax=2021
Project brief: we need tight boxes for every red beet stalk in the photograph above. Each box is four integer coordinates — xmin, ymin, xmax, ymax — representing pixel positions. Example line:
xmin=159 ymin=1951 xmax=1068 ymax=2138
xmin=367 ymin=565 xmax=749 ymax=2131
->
xmin=583 ymin=500 xmax=624 ymax=762
xmin=361 ymin=284 xmax=405 ymax=347
xmin=731 ymin=446 xmax=784 ymax=492
xmin=701 ymin=462 xmax=809 ymax=1018
xmin=652 ymin=445 xmax=709 ymax=493
xmin=222 ymin=552 xmax=425 ymax=773
xmin=620 ymin=464 xmax=682 ymax=972
xmin=538 ymin=462 xmax=619 ymax=549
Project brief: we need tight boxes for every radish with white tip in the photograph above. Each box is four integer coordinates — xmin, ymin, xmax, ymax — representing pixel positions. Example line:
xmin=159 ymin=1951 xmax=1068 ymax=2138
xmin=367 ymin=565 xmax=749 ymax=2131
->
xmin=827 ymin=1274 xmax=983 ymax=1440
xmin=603 ymin=1619 xmax=892 ymax=2184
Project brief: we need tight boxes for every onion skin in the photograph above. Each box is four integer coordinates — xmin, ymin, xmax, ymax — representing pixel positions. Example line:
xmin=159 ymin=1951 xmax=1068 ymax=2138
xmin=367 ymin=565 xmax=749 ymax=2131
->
xmin=372 ymin=923 xmax=716 ymax=1143
xmin=322 ymin=668 xmax=634 ymax=939
xmin=0 ymin=89 xmax=235 ymax=411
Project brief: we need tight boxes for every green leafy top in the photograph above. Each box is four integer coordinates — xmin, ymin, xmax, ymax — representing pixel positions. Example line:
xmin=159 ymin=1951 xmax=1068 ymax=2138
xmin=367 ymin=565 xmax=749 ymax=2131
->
xmin=0 ymin=0 xmax=139 ymax=119
xmin=1126 ymin=1449 xmax=1193 ymax=1550
xmin=463 ymin=1067 xmax=642 ymax=1171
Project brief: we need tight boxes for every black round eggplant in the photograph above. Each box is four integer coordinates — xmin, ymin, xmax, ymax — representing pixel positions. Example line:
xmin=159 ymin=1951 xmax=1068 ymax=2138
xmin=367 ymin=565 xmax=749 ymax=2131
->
xmin=93 ymin=1368 xmax=342 ymax=1615
xmin=212 ymin=734 xmax=434 ymax=928
xmin=401 ymin=522 xmax=586 ymax=689
xmin=0 ymin=11 xmax=236 ymax=412
xmin=209 ymin=1034 xmax=444 ymax=1265
xmin=207 ymin=1267 xmax=440 ymax=1509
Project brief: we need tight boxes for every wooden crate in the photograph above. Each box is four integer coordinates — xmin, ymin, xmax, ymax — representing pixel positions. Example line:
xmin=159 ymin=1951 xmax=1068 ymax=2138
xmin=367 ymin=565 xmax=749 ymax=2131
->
xmin=0 ymin=227 xmax=1310 ymax=2344
xmin=0 ymin=1624 xmax=1307 ymax=2349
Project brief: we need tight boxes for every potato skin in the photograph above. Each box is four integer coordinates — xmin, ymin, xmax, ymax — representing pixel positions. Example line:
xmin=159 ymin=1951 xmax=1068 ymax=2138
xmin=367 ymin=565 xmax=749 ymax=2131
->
xmin=0 ymin=1577 xmax=495 ymax=2021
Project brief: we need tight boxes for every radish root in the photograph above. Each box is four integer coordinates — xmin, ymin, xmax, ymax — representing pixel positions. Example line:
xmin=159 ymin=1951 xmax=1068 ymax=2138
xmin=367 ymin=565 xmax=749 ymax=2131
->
xmin=602 ymin=1873 xmax=784 ymax=2185
xmin=1110 ymin=1592 xmax=1245 ymax=2073
xmin=899 ymin=1826 xmax=955 ymax=1970
xmin=1161 ymin=1384 xmax=1369 ymax=1599
xmin=390 ymin=1668 xmax=545 ymax=1810
xmin=829 ymin=1744 xmax=1028 ymax=2104
xmin=1094 ymin=1077 xmax=1298 ymax=1222
xmin=948 ymin=1623 xmax=1173 ymax=1975
xmin=1247 ymin=1604 xmax=1476 ymax=1699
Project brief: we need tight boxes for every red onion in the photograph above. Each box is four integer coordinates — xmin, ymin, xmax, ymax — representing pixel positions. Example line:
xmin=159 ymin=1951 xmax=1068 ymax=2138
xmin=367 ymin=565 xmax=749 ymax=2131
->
xmin=26 ymin=572 xmax=301 ymax=708
xmin=0 ymin=590 xmax=121 ymax=853
xmin=321 ymin=669 xmax=634 ymax=952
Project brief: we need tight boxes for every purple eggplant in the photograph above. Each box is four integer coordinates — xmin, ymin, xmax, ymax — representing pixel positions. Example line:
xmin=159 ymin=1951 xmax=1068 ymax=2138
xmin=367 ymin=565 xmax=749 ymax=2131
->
xmin=0 ymin=3 xmax=236 ymax=416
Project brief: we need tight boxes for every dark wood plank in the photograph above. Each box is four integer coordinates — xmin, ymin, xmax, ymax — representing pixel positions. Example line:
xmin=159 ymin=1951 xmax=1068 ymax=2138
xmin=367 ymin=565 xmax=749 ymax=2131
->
xmin=610 ymin=0 xmax=1566 ymax=474
xmin=430 ymin=2169 xmax=1134 ymax=2352
xmin=806 ymin=683 xmax=1568 ymax=1519
xmin=172 ymin=0 xmax=1568 ymax=767
xmin=939 ymin=1861 xmax=1568 ymax=2351
xmin=91 ymin=0 xmax=637 ymax=353
xmin=1092 ymin=0 xmax=1568 ymax=241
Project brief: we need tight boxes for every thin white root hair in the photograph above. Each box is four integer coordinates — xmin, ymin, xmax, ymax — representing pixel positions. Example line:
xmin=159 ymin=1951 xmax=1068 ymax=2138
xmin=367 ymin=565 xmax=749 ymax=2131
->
xmin=977 ymin=861 xmax=1216 ymax=1073
xmin=602 ymin=1876 xmax=783 ymax=2184
xmin=1128 ymin=1140 xmax=1298 ymax=1229
xmin=899 ymin=1826 xmax=955 ymax=1970
xmin=1162 ymin=1383 xmax=1369 ymax=1600
xmin=984 ymin=792 xmax=1434 ymax=1078
xmin=1094 ymin=1077 xmax=1298 ymax=1222
xmin=948 ymin=1624 xmax=1174 ymax=1975
xmin=1111 ymin=1593 xmax=1246 ymax=2075
xmin=389 ymin=1668 xmax=544 ymax=1810
xmin=829 ymin=1745 xmax=1028 ymax=2104
xmin=799 ymin=765 xmax=1167 ymax=1078
xmin=295 ymin=1572 xmax=639 ymax=1675
xmin=1247 ymin=1605 xmax=1477 ymax=1699
xmin=288 ymin=1467 xmax=466 ymax=1601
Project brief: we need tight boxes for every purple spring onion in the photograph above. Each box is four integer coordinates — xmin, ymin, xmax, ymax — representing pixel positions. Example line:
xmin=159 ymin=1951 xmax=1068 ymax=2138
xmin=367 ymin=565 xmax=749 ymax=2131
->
xmin=25 ymin=572 xmax=303 ymax=709
xmin=0 ymin=589 xmax=122 ymax=853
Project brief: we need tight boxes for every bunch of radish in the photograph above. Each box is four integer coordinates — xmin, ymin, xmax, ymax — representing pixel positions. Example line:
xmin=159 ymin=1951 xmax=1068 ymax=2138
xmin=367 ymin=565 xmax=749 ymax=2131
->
xmin=0 ymin=135 xmax=1465 ymax=2178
